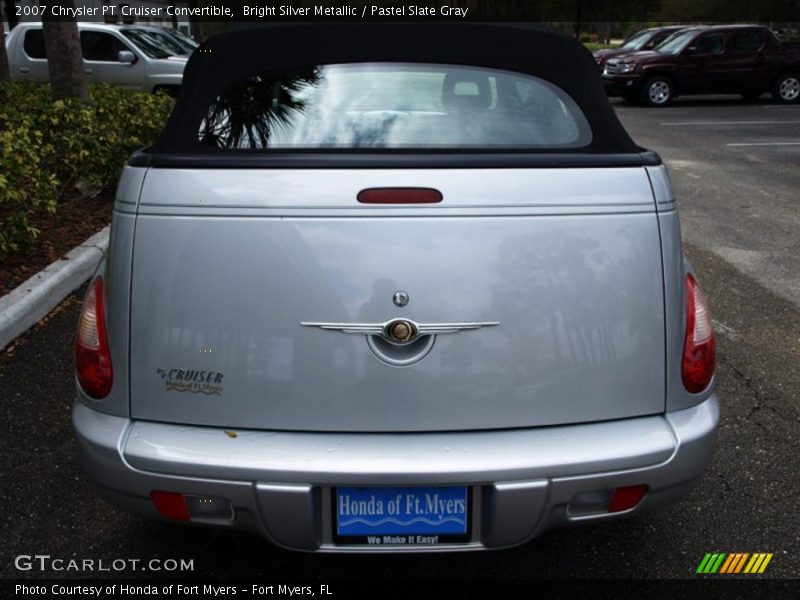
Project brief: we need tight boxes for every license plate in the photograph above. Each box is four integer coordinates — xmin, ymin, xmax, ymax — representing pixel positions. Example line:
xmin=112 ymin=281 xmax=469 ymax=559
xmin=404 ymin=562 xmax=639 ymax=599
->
xmin=334 ymin=486 xmax=469 ymax=545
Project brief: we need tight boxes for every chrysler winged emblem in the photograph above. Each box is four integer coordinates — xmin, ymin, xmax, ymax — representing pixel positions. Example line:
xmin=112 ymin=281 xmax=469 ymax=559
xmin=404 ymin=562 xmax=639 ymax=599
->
xmin=300 ymin=318 xmax=499 ymax=345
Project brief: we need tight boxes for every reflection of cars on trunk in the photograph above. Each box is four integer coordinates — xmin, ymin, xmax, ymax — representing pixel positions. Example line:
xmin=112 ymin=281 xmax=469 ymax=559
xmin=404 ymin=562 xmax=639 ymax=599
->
xmin=602 ymin=25 xmax=800 ymax=106
xmin=4 ymin=23 xmax=186 ymax=94
xmin=593 ymin=25 xmax=688 ymax=71
xmin=72 ymin=23 xmax=719 ymax=552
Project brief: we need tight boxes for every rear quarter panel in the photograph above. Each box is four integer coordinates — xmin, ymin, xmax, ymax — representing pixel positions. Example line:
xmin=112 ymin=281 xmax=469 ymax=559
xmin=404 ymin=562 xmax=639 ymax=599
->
xmin=75 ymin=166 xmax=145 ymax=417
xmin=647 ymin=164 xmax=716 ymax=411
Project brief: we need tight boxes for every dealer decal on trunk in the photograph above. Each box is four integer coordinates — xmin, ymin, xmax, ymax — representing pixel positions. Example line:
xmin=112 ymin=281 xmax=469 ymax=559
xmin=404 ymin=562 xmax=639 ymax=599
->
xmin=156 ymin=368 xmax=224 ymax=396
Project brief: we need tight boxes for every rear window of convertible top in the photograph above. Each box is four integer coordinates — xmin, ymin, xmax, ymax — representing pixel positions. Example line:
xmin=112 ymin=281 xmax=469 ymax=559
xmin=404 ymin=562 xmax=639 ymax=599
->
xmin=198 ymin=63 xmax=593 ymax=150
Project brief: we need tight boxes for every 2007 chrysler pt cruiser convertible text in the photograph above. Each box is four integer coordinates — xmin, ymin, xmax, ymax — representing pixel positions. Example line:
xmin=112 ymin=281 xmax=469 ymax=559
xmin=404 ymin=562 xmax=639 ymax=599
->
xmin=72 ymin=23 xmax=719 ymax=552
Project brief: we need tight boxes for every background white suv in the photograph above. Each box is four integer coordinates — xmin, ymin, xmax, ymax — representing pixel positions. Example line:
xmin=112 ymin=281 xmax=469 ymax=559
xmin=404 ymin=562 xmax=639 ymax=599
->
xmin=4 ymin=22 xmax=186 ymax=94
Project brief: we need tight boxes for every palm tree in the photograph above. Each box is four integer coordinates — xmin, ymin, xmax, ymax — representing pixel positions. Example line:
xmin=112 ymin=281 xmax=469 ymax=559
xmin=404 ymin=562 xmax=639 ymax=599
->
xmin=41 ymin=0 xmax=87 ymax=100
xmin=0 ymin=36 xmax=10 ymax=82
xmin=1 ymin=0 xmax=18 ymax=82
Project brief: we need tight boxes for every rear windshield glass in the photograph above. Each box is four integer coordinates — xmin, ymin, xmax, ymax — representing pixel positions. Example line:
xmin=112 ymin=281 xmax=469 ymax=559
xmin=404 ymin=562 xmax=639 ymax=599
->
xmin=199 ymin=63 xmax=592 ymax=150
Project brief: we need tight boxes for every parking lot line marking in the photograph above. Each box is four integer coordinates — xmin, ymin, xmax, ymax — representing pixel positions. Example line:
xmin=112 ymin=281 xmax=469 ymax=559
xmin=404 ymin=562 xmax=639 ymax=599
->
xmin=660 ymin=120 xmax=800 ymax=126
xmin=726 ymin=142 xmax=800 ymax=146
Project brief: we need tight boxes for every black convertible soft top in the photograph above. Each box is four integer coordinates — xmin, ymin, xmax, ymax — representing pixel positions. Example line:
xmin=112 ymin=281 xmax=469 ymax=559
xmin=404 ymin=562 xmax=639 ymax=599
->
xmin=146 ymin=23 xmax=654 ymax=167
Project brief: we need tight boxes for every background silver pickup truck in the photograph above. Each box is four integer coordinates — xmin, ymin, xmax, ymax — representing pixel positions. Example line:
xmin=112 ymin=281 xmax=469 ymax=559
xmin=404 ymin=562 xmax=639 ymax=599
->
xmin=5 ymin=22 xmax=186 ymax=93
xmin=72 ymin=23 xmax=719 ymax=552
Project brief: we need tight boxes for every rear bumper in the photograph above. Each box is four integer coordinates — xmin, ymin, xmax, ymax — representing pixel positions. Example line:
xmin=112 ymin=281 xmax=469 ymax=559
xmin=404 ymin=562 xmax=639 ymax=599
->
xmin=73 ymin=395 xmax=719 ymax=552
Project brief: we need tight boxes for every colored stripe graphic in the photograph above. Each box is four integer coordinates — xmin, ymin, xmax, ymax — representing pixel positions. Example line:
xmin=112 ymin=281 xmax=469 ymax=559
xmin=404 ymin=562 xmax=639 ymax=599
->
xmin=719 ymin=553 xmax=735 ymax=573
xmin=697 ymin=553 xmax=713 ymax=573
xmin=734 ymin=553 xmax=750 ymax=573
xmin=699 ymin=552 xmax=774 ymax=574
xmin=758 ymin=554 xmax=773 ymax=573
xmin=719 ymin=554 xmax=735 ymax=574
xmin=744 ymin=554 xmax=761 ymax=573
xmin=710 ymin=553 xmax=726 ymax=573
xmin=720 ymin=553 xmax=749 ymax=573
xmin=697 ymin=553 xmax=727 ymax=573
xmin=744 ymin=553 xmax=774 ymax=574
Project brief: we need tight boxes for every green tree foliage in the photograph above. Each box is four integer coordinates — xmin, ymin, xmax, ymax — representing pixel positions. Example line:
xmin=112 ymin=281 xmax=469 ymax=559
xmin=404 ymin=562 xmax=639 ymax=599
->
xmin=0 ymin=83 xmax=173 ymax=259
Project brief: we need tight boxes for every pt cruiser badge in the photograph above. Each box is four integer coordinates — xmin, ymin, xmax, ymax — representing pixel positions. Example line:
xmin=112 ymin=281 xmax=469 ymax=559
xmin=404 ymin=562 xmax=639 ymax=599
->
xmin=300 ymin=318 xmax=500 ymax=345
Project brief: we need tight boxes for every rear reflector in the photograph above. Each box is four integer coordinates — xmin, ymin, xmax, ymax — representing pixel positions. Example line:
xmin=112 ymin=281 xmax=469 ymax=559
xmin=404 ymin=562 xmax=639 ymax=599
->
xmin=75 ymin=277 xmax=113 ymax=399
xmin=150 ymin=491 xmax=191 ymax=522
xmin=608 ymin=484 xmax=648 ymax=513
xmin=357 ymin=187 xmax=443 ymax=204
xmin=682 ymin=273 xmax=716 ymax=393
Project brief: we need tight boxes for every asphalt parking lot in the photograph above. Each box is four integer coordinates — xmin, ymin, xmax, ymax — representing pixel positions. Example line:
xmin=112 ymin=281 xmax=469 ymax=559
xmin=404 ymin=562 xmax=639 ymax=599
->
xmin=1 ymin=95 xmax=798 ymax=581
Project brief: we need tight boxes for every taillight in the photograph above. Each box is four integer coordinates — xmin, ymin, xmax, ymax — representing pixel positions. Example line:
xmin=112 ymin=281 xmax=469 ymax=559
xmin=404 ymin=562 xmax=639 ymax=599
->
xmin=75 ymin=276 xmax=113 ymax=398
xmin=357 ymin=188 xmax=443 ymax=204
xmin=681 ymin=273 xmax=716 ymax=393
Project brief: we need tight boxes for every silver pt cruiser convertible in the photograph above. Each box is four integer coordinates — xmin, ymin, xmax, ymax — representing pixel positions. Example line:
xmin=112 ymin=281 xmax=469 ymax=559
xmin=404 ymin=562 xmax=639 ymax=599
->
xmin=72 ymin=23 xmax=719 ymax=552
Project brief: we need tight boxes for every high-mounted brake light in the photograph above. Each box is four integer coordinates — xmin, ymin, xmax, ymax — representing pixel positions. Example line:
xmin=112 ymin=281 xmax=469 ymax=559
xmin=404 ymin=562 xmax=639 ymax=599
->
xmin=681 ymin=273 xmax=716 ymax=394
xmin=75 ymin=277 xmax=113 ymax=398
xmin=357 ymin=188 xmax=443 ymax=204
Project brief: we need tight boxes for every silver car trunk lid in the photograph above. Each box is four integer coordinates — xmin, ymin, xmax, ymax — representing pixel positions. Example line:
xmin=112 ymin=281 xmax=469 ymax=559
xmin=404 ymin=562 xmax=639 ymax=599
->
xmin=129 ymin=167 xmax=664 ymax=432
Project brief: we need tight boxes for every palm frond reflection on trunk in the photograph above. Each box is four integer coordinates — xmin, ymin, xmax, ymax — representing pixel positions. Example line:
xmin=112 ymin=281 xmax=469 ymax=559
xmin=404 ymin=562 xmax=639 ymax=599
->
xmin=200 ymin=68 xmax=321 ymax=149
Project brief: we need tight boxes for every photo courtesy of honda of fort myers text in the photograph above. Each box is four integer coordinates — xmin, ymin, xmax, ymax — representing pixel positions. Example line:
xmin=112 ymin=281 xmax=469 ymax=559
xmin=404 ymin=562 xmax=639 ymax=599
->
xmin=2 ymin=0 xmax=800 ymax=597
